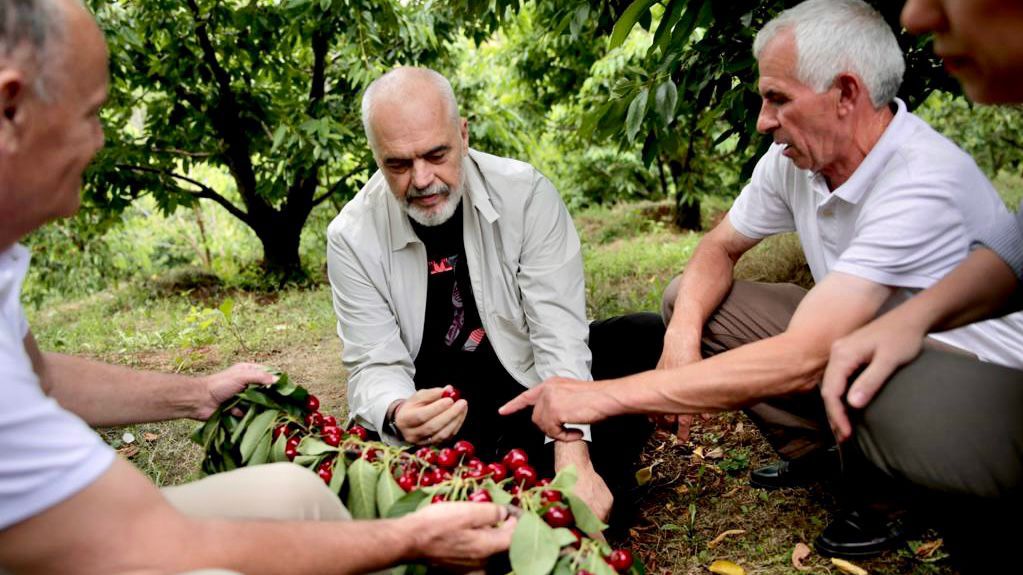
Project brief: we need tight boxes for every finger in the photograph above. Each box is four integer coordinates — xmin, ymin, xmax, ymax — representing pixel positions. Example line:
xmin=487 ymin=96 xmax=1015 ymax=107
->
xmin=427 ymin=403 xmax=469 ymax=444
xmin=402 ymin=397 xmax=458 ymax=428
xmin=498 ymin=388 xmax=540 ymax=415
xmin=408 ymin=387 xmax=448 ymax=407
xmin=847 ymin=357 xmax=897 ymax=409
xmin=675 ymin=414 xmax=693 ymax=442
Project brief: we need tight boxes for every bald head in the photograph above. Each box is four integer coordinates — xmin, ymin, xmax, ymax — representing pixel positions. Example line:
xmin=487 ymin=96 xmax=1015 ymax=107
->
xmin=361 ymin=67 xmax=461 ymax=155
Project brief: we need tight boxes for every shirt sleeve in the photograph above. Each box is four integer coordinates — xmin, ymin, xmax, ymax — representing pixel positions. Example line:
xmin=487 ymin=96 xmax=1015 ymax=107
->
xmin=326 ymin=223 xmax=415 ymax=445
xmin=0 ymin=330 xmax=115 ymax=530
xmin=728 ymin=145 xmax=798 ymax=240
xmin=975 ymin=202 xmax=1023 ymax=280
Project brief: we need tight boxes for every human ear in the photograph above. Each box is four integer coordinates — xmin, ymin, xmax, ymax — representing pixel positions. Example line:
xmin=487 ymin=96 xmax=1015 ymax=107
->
xmin=0 ymin=69 xmax=28 ymax=154
xmin=834 ymin=73 xmax=863 ymax=117
xmin=459 ymin=117 xmax=469 ymax=155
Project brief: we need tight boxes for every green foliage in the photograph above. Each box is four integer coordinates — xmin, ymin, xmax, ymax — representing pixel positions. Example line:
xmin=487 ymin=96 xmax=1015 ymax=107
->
xmin=917 ymin=91 xmax=1023 ymax=178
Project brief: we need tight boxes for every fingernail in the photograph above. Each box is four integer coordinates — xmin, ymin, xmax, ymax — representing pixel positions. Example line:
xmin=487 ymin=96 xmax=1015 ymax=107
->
xmin=848 ymin=391 xmax=864 ymax=406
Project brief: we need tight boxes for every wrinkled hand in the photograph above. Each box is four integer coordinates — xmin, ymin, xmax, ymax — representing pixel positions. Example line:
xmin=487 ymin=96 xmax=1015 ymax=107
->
xmin=404 ymin=502 xmax=516 ymax=569
xmin=499 ymin=377 xmax=617 ymax=441
xmin=822 ymin=315 xmax=927 ymax=442
xmin=571 ymin=461 xmax=613 ymax=522
xmin=197 ymin=362 xmax=277 ymax=420
xmin=396 ymin=386 xmax=468 ymax=445
xmin=653 ymin=331 xmax=704 ymax=441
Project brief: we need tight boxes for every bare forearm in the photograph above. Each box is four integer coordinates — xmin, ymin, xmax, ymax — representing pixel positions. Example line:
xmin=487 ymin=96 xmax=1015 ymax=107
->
xmin=666 ymin=240 xmax=737 ymax=347
xmin=554 ymin=439 xmax=592 ymax=471
xmin=609 ymin=333 xmax=824 ymax=416
xmin=43 ymin=353 xmax=209 ymax=426
xmin=897 ymin=248 xmax=1019 ymax=333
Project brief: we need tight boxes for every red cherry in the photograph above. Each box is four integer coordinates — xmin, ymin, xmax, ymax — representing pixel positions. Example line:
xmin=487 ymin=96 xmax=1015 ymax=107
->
xmin=467 ymin=490 xmax=493 ymax=503
xmin=437 ymin=447 xmax=459 ymax=468
xmin=420 ymin=470 xmax=437 ymax=487
xmin=543 ymin=504 xmax=574 ymax=528
xmin=453 ymin=440 xmax=475 ymax=458
xmin=540 ymin=489 xmax=563 ymax=503
xmin=502 ymin=448 xmax=529 ymax=470
xmin=398 ymin=474 xmax=416 ymax=492
xmin=577 ymin=571 xmax=594 ymax=575
xmin=285 ymin=446 xmax=298 ymax=460
xmin=322 ymin=414 xmax=337 ymax=427
xmin=272 ymin=423 xmax=289 ymax=439
xmin=415 ymin=447 xmax=438 ymax=464
xmin=569 ymin=528 xmax=583 ymax=549
xmin=317 ymin=467 xmax=332 ymax=484
xmin=305 ymin=411 xmax=324 ymax=428
xmin=513 ymin=464 xmax=537 ymax=487
xmin=364 ymin=448 xmax=380 ymax=462
xmin=318 ymin=459 xmax=333 ymax=472
xmin=485 ymin=462 xmax=507 ymax=481
xmin=607 ymin=549 xmax=633 ymax=571
xmin=431 ymin=493 xmax=447 ymax=503
xmin=305 ymin=395 xmax=320 ymax=412
xmin=441 ymin=387 xmax=461 ymax=401
xmin=322 ymin=430 xmax=341 ymax=447
xmin=286 ymin=436 xmax=301 ymax=449
xmin=537 ymin=478 xmax=552 ymax=487
xmin=348 ymin=425 xmax=368 ymax=441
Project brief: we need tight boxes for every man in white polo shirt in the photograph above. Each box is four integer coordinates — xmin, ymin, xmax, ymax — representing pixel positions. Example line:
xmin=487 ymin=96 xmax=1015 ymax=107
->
xmin=501 ymin=0 xmax=1023 ymax=560
xmin=0 ymin=1 xmax=513 ymax=573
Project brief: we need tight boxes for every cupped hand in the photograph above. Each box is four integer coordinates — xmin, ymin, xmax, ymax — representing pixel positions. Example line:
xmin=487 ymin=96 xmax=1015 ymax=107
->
xmin=396 ymin=386 xmax=468 ymax=445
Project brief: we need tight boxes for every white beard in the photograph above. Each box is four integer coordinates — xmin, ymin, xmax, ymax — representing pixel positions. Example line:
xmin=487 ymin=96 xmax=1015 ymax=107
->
xmin=402 ymin=179 xmax=464 ymax=227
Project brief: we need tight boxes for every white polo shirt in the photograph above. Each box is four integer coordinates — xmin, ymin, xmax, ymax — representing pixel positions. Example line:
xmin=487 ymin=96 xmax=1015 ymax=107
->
xmin=0 ymin=244 xmax=115 ymax=530
xmin=729 ymin=99 xmax=1023 ymax=368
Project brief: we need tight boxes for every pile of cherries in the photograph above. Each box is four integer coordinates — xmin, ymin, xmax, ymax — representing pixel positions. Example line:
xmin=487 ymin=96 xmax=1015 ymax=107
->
xmin=278 ymin=392 xmax=635 ymax=573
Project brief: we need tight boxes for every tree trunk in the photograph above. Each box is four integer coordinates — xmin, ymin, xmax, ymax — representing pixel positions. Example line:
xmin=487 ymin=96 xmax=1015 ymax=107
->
xmin=254 ymin=215 xmax=307 ymax=285
xmin=668 ymin=159 xmax=702 ymax=231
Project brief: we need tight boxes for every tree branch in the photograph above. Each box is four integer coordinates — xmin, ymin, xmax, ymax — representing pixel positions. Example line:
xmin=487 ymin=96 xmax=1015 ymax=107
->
xmin=312 ymin=165 xmax=365 ymax=207
xmin=116 ymin=164 xmax=251 ymax=225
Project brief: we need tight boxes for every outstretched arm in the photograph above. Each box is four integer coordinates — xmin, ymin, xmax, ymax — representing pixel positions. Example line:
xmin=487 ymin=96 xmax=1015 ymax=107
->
xmin=822 ymin=248 xmax=1019 ymax=441
xmin=25 ymin=333 xmax=275 ymax=426
xmin=0 ymin=459 xmax=514 ymax=575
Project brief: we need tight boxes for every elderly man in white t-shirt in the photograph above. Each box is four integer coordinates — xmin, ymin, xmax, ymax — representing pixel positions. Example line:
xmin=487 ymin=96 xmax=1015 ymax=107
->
xmin=0 ymin=1 xmax=514 ymax=574
xmin=501 ymin=0 xmax=1023 ymax=560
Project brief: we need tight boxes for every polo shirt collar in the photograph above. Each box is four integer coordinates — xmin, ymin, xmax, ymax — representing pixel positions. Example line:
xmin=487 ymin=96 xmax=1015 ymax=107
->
xmin=387 ymin=150 xmax=498 ymax=251
xmin=830 ymin=98 xmax=909 ymax=206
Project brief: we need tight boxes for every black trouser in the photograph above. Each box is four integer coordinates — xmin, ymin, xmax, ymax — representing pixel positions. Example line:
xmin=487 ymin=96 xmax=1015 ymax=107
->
xmin=417 ymin=312 xmax=663 ymax=522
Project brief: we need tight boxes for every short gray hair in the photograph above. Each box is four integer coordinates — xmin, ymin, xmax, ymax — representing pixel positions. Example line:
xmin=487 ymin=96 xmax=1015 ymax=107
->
xmin=753 ymin=0 xmax=904 ymax=108
xmin=0 ymin=0 xmax=66 ymax=100
xmin=361 ymin=67 xmax=461 ymax=152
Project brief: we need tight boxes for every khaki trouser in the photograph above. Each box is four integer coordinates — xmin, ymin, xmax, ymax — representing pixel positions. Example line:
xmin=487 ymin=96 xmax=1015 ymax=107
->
xmin=161 ymin=463 xmax=351 ymax=575
xmin=661 ymin=277 xmax=972 ymax=460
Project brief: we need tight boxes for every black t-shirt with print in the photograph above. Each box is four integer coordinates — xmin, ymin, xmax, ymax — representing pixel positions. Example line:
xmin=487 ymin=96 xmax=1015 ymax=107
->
xmin=410 ymin=203 xmax=546 ymax=464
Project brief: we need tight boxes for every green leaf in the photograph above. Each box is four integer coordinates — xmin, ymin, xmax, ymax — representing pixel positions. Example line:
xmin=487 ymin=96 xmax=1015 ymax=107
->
xmin=346 ymin=457 xmax=381 ymax=519
xmin=584 ymin=552 xmax=619 ymax=575
xmin=240 ymin=409 xmax=278 ymax=464
xmin=376 ymin=470 xmax=404 ymax=517
xmin=552 ymin=555 xmax=574 ymax=575
xmin=569 ymin=4 xmax=589 ymax=38
xmin=328 ymin=456 xmax=346 ymax=494
xmin=625 ymin=87 xmax=649 ymax=143
xmin=482 ymin=479 xmax=513 ymax=505
xmin=552 ymin=527 xmax=577 ymax=548
xmin=237 ymin=388 xmax=284 ymax=410
xmin=549 ymin=465 xmax=578 ymax=492
xmin=609 ymin=0 xmax=658 ymax=50
xmin=218 ymin=297 xmax=234 ymax=320
xmin=298 ymin=437 xmax=339 ymax=456
xmin=385 ymin=489 xmax=430 ymax=518
xmin=271 ymin=432 xmax=288 ymax=463
xmin=294 ymin=454 xmax=322 ymax=468
xmin=249 ymin=432 xmax=272 ymax=466
xmin=565 ymin=493 xmax=608 ymax=537
xmin=655 ymin=79 xmax=678 ymax=124
xmin=229 ymin=407 xmax=257 ymax=445
xmin=509 ymin=511 xmax=559 ymax=575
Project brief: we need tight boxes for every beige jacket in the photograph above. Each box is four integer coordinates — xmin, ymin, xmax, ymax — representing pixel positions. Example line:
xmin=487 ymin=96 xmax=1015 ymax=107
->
xmin=326 ymin=149 xmax=591 ymax=443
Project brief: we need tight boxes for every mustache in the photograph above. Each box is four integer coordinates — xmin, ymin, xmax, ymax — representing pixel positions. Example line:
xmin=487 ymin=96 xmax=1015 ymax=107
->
xmin=406 ymin=181 xmax=450 ymax=200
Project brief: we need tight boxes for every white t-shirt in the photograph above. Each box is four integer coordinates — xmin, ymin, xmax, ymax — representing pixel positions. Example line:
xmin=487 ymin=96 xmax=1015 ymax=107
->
xmin=0 ymin=244 xmax=115 ymax=530
xmin=730 ymin=99 xmax=1023 ymax=368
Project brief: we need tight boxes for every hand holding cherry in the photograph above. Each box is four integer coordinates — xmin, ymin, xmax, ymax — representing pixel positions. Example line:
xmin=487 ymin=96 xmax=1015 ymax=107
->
xmin=394 ymin=386 xmax=468 ymax=445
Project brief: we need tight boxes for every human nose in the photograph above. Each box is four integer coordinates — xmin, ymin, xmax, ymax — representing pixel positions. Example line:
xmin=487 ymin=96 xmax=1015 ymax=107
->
xmin=411 ymin=159 xmax=434 ymax=190
xmin=756 ymin=101 xmax=778 ymax=135
xmin=901 ymin=0 xmax=946 ymax=36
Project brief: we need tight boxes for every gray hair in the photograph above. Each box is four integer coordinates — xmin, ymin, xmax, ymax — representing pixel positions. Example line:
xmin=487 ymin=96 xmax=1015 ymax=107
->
xmin=361 ymin=67 xmax=461 ymax=152
xmin=0 ymin=0 xmax=66 ymax=101
xmin=753 ymin=0 xmax=904 ymax=108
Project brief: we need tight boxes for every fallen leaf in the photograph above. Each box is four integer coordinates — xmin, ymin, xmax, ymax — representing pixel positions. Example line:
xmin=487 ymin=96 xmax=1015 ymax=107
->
xmin=143 ymin=432 xmax=161 ymax=442
xmin=708 ymin=560 xmax=745 ymax=575
xmin=791 ymin=542 xmax=812 ymax=571
xmin=675 ymin=485 xmax=690 ymax=496
xmin=722 ymin=486 xmax=741 ymax=498
xmin=707 ymin=529 xmax=746 ymax=548
xmin=693 ymin=446 xmax=705 ymax=460
xmin=117 ymin=445 xmax=140 ymax=458
xmin=121 ymin=432 xmax=136 ymax=444
xmin=831 ymin=557 xmax=868 ymax=575
xmin=734 ymin=421 xmax=745 ymax=434
xmin=635 ymin=462 xmax=659 ymax=486
xmin=705 ymin=447 xmax=725 ymax=460
xmin=915 ymin=539 xmax=943 ymax=558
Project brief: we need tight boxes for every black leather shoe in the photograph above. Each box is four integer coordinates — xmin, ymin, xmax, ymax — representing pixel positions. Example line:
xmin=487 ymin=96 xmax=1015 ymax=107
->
xmin=815 ymin=508 xmax=908 ymax=559
xmin=749 ymin=451 xmax=837 ymax=489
